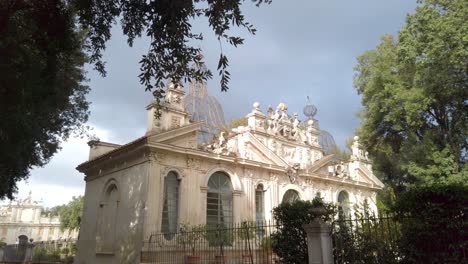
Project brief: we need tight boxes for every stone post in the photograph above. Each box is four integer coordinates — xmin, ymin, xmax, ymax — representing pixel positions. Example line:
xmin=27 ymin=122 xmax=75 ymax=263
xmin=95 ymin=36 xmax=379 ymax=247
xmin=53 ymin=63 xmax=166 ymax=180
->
xmin=302 ymin=218 xmax=334 ymax=264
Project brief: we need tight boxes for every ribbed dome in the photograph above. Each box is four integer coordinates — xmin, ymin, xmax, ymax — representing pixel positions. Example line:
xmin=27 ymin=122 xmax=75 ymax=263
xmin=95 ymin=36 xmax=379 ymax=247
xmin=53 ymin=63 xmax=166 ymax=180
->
xmin=184 ymin=64 xmax=225 ymax=143
xmin=318 ymin=129 xmax=337 ymax=155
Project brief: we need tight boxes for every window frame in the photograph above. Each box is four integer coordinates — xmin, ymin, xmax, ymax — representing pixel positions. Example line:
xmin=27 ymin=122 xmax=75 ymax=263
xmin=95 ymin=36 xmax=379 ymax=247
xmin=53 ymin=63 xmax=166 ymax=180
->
xmin=206 ymin=171 xmax=233 ymax=228
xmin=161 ymin=171 xmax=181 ymax=240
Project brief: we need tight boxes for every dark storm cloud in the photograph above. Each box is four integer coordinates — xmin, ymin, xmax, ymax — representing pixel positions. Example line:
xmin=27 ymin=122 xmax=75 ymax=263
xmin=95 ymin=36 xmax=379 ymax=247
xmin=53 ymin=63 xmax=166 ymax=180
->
xmin=19 ymin=0 xmax=418 ymax=204
xmin=199 ymin=0 xmax=417 ymax=146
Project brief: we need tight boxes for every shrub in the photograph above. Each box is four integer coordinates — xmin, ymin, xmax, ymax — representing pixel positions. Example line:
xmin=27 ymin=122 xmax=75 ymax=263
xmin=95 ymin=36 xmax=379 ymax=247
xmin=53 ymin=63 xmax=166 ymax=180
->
xmin=32 ymin=247 xmax=60 ymax=262
xmin=271 ymin=196 xmax=336 ymax=264
xmin=61 ymin=247 xmax=70 ymax=255
xmin=393 ymin=183 xmax=468 ymax=263
xmin=176 ymin=223 xmax=206 ymax=256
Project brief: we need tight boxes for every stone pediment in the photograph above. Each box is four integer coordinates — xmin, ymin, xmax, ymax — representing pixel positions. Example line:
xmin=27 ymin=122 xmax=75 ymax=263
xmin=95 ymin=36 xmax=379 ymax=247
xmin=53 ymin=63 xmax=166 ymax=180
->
xmin=245 ymin=133 xmax=289 ymax=167
xmin=304 ymin=154 xmax=384 ymax=188
xmin=148 ymin=122 xmax=203 ymax=149
xmin=354 ymin=163 xmax=384 ymax=188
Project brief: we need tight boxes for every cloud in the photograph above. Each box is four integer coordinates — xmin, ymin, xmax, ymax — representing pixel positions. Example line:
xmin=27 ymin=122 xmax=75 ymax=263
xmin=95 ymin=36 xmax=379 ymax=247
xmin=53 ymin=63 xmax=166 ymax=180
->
xmin=4 ymin=126 xmax=114 ymax=207
xmin=9 ymin=0 xmax=418 ymax=205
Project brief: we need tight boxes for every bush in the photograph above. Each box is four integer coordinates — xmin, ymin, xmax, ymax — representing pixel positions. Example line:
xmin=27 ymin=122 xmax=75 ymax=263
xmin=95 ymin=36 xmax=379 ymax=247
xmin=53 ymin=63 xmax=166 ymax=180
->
xmin=60 ymin=247 xmax=70 ymax=255
xmin=32 ymin=247 xmax=61 ymax=262
xmin=393 ymin=183 xmax=468 ymax=263
xmin=333 ymin=211 xmax=401 ymax=264
xmin=271 ymin=196 xmax=336 ymax=264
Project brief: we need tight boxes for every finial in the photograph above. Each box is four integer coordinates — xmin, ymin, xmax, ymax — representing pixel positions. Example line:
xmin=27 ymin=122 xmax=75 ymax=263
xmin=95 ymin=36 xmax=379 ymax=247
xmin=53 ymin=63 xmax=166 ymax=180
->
xmin=303 ymin=97 xmax=317 ymax=120
xmin=253 ymin=102 xmax=260 ymax=110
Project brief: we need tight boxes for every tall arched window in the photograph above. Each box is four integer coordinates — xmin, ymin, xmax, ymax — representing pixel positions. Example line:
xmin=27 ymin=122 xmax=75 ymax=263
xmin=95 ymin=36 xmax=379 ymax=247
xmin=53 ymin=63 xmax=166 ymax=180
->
xmin=206 ymin=172 xmax=233 ymax=228
xmin=338 ymin=191 xmax=350 ymax=218
xmin=161 ymin=171 xmax=180 ymax=239
xmin=282 ymin=189 xmax=300 ymax=204
xmin=96 ymin=183 xmax=119 ymax=253
xmin=255 ymin=184 xmax=265 ymax=222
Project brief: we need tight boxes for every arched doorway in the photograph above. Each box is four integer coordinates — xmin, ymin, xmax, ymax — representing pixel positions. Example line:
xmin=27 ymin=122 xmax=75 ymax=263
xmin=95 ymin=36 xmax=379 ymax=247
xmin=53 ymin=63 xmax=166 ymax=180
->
xmin=338 ymin=191 xmax=350 ymax=218
xmin=282 ymin=189 xmax=300 ymax=204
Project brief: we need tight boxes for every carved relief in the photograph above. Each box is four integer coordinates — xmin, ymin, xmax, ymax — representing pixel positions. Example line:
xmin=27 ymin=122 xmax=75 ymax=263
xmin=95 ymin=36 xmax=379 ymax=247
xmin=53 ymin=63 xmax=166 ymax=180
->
xmin=269 ymin=173 xmax=279 ymax=182
xmin=186 ymin=157 xmax=200 ymax=170
xmin=245 ymin=169 xmax=254 ymax=178
xmin=286 ymin=163 xmax=300 ymax=184
xmin=149 ymin=152 xmax=165 ymax=162
xmin=328 ymin=162 xmax=350 ymax=179
xmin=170 ymin=116 xmax=181 ymax=129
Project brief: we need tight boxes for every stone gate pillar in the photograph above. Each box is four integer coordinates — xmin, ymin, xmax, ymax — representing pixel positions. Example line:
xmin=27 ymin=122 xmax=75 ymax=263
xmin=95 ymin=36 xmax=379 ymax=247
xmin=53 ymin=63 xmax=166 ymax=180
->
xmin=302 ymin=218 xmax=334 ymax=264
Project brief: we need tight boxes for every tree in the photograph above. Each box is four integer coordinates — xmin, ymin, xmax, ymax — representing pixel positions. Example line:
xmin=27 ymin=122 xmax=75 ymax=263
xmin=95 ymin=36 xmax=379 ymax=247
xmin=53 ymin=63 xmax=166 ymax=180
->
xmin=329 ymin=137 xmax=354 ymax=161
xmin=0 ymin=0 xmax=90 ymax=199
xmin=393 ymin=184 xmax=468 ymax=263
xmin=219 ymin=117 xmax=248 ymax=134
xmin=73 ymin=0 xmax=272 ymax=115
xmin=271 ymin=196 xmax=336 ymax=264
xmin=0 ymin=0 xmax=270 ymax=199
xmin=354 ymin=0 xmax=467 ymax=192
xmin=42 ymin=205 xmax=65 ymax=217
xmin=58 ymin=196 xmax=84 ymax=233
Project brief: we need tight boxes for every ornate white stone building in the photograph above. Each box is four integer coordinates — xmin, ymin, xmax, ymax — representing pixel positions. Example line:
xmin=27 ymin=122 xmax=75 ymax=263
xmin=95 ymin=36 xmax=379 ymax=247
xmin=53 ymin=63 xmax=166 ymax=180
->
xmin=75 ymin=83 xmax=383 ymax=263
xmin=0 ymin=193 xmax=78 ymax=244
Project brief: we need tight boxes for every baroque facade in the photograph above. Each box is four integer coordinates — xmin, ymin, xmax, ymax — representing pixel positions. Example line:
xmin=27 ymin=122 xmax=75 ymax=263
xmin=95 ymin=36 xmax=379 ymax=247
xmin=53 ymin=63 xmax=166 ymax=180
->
xmin=0 ymin=193 xmax=78 ymax=244
xmin=75 ymin=83 xmax=383 ymax=264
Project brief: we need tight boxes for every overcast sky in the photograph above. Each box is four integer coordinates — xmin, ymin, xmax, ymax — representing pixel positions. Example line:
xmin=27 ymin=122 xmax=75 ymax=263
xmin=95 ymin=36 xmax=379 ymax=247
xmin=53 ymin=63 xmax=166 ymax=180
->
xmin=7 ymin=0 xmax=418 ymax=207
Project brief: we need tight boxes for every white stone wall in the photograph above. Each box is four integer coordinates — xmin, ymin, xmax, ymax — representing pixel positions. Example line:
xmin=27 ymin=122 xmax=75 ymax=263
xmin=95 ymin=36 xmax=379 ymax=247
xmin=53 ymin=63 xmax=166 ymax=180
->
xmin=143 ymin=150 xmax=380 ymax=237
xmin=0 ymin=201 xmax=78 ymax=244
xmin=75 ymin=158 xmax=149 ymax=264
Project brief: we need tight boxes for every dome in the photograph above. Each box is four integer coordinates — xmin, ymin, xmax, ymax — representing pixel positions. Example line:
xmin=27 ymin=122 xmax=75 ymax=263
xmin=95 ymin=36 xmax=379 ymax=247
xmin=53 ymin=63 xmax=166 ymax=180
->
xmin=184 ymin=63 xmax=225 ymax=143
xmin=318 ymin=129 xmax=337 ymax=155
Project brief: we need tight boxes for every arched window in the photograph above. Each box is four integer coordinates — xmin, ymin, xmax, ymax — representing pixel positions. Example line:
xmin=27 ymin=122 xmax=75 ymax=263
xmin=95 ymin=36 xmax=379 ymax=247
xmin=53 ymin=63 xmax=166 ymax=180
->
xmin=338 ymin=191 xmax=350 ymax=218
xmin=282 ymin=189 xmax=300 ymax=204
xmin=206 ymin=172 xmax=233 ymax=228
xmin=161 ymin=171 xmax=180 ymax=239
xmin=255 ymin=184 xmax=265 ymax=222
xmin=96 ymin=183 xmax=119 ymax=253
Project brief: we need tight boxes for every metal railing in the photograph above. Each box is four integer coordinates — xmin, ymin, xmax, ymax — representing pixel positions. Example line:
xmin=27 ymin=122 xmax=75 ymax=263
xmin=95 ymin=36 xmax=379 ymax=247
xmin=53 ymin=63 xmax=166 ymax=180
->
xmin=332 ymin=212 xmax=401 ymax=264
xmin=0 ymin=240 xmax=76 ymax=264
xmin=331 ymin=212 xmax=467 ymax=264
xmin=141 ymin=221 xmax=279 ymax=264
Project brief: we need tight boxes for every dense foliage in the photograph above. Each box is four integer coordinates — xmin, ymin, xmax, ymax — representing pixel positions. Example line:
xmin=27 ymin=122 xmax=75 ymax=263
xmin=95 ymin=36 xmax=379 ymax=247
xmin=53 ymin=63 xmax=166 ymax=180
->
xmin=1 ymin=0 xmax=270 ymax=200
xmin=219 ymin=117 xmax=248 ymax=134
xmin=271 ymin=197 xmax=336 ymax=264
xmin=73 ymin=0 xmax=272 ymax=113
xmin=58 ymin=196 xmax=84 ymax=232
xmin=333 ymin=204 xmax=401 ymax=264
xmin=354 ymin=0 xmax=467 ymax=192
xmin=393 ymin=184 xmax=468 ymax=263
xmin=0 ymin=0 xmax=90 ymax=199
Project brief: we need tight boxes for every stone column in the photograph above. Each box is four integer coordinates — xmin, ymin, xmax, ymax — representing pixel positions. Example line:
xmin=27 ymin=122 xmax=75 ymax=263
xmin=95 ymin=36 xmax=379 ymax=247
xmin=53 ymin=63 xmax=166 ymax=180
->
xmin=10 ymin=207 xmax=17 ymax=222
xmin=200 ymin=187 xmax=208 ymax=224
xmin=143 ymin=155 xmax=161 ymax=240
xmin=34 ymin=208 xmax=41 ymax=223
xmin=302 ymin=219 xmax=334 ymax=264
xmin=233 ymin=190 xmax=242 ymax=224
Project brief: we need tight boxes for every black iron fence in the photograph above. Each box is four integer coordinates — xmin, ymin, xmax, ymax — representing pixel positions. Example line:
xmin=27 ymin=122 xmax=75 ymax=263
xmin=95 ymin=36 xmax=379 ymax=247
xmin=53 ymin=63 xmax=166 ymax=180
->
xmin=141 ymin=221 xmax=279 ymax=264
xmin=0 ymin=240 xmax=76 ymax=264
xmin=142 ymin=214 xmax=466 ymax=264
xmin=332 ymin=212 xmax=401 ymax=264
xmin=331 ymin=212 xmax=467 ymax=264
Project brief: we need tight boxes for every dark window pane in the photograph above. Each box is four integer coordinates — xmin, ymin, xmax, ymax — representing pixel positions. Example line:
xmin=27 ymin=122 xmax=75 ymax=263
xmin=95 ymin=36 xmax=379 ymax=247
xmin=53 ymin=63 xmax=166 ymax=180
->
xmin=161 ymin=172 xmax=180 ymax=240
